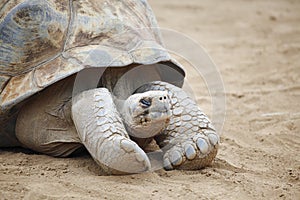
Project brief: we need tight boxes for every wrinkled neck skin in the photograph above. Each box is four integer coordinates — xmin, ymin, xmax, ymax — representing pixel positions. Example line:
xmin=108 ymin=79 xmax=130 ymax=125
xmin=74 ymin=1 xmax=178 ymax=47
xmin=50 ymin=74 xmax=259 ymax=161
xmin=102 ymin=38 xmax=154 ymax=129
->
xmin=119 ymin=91 xmax=171 ymax=140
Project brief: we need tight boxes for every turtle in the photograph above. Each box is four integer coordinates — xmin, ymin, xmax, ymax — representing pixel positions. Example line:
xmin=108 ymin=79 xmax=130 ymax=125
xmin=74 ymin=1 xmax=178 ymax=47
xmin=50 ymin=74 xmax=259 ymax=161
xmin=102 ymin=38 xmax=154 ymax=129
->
xmin=0 ymin=0 xmax=219 ymax=174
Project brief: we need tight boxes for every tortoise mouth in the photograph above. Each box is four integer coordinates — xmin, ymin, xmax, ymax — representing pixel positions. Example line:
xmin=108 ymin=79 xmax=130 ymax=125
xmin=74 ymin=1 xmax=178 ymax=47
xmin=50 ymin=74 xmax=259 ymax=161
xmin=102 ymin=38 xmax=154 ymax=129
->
xmin=136 ymin=109 xmax=171 ymax=124
xmin=126 ymin=109 xmax=171 ymax=138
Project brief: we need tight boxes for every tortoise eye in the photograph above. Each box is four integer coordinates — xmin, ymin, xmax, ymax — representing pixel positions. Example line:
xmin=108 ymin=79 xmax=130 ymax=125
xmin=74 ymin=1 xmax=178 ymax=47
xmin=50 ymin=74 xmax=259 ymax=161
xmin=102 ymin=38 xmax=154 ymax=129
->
xmin=140 ymin=98 xmax=151 ymax=107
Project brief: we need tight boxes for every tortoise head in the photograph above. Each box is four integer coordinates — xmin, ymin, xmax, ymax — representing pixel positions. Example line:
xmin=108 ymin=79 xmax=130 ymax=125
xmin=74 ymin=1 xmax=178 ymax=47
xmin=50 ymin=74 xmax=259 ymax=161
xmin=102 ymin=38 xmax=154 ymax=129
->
xmin=121 ymin=91 xmax=171 ymax=139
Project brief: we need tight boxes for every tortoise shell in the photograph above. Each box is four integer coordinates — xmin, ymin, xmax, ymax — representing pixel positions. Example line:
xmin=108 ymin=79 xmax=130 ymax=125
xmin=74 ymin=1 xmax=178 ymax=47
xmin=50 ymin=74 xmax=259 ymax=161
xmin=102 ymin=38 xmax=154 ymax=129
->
xmin=0 ymin=0 xmax=185 ymax=144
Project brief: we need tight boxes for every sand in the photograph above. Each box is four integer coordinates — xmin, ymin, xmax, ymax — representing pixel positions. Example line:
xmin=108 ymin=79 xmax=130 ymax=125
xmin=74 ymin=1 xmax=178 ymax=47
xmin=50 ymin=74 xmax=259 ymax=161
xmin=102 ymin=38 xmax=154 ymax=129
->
xmin=0 ymin=0 xmax=299 ymax=199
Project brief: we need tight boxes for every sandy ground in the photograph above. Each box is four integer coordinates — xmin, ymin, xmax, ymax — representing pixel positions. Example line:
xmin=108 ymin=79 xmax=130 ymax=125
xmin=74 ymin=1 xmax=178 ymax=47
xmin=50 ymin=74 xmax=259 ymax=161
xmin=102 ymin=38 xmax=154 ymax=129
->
xmin=1 ymin=0 xmax=300 ymax=199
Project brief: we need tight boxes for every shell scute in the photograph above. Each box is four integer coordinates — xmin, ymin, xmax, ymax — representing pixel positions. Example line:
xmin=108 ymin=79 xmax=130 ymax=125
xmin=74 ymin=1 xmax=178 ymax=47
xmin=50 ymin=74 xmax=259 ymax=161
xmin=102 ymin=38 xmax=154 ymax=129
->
xmin=0 ymin=0 xmax=70 ymax=75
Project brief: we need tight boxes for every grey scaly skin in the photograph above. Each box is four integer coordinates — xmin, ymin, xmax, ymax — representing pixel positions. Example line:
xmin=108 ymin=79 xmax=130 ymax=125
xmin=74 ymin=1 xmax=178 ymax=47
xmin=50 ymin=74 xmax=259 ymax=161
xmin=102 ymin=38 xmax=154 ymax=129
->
xmin=135 ymin=81 xmax=219 ymax=170
xmin=16 ymin=77 xmax=219 ymax=174
xmin=15 ymin=77 xmax=171 ymax=174
xmin=72 ymin=89 xmax=171 ymax=174
xmin=72 ymin=88 xmax=152 ymax=174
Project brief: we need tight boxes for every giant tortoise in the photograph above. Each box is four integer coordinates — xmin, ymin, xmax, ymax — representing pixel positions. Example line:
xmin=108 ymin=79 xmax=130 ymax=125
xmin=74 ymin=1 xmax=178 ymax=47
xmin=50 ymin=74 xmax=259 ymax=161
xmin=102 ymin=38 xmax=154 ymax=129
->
xmin=0 ymin=0 xmax=219 ymax=174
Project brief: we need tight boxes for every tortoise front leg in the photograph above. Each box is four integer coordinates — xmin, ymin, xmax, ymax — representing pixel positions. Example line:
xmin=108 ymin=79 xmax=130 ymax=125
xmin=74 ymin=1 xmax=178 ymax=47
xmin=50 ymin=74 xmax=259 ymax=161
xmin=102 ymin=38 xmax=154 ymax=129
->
xmin=72 ymin=88 xmax=150 ymax=174
xmin=136 ymin=81 xmax=219 ymax=170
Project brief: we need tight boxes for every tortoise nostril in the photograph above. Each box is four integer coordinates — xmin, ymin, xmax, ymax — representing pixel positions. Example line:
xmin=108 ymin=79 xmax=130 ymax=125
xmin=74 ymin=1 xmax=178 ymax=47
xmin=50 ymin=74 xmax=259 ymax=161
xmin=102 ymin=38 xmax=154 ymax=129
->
xmin=159 ymin=96 xmax=167 ymax=101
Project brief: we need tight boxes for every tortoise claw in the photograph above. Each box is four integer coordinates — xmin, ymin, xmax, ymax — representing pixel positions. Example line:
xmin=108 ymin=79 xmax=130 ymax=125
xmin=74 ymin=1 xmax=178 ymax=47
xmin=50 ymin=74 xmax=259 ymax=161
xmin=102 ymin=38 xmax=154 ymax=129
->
xmin=163 ymin=131 xmax=219 ymax=170
xmin=98 ymin=135 xmax=151 ymax=174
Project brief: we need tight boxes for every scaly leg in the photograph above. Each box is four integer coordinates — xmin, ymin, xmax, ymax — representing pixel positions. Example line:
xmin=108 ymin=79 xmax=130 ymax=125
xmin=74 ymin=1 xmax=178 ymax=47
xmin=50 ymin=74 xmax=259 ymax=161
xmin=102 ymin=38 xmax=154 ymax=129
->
xmin=136 ymin=81 xmax=219 ymax=170
xmin=72 ymin=88 xmax=150 ymax=174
